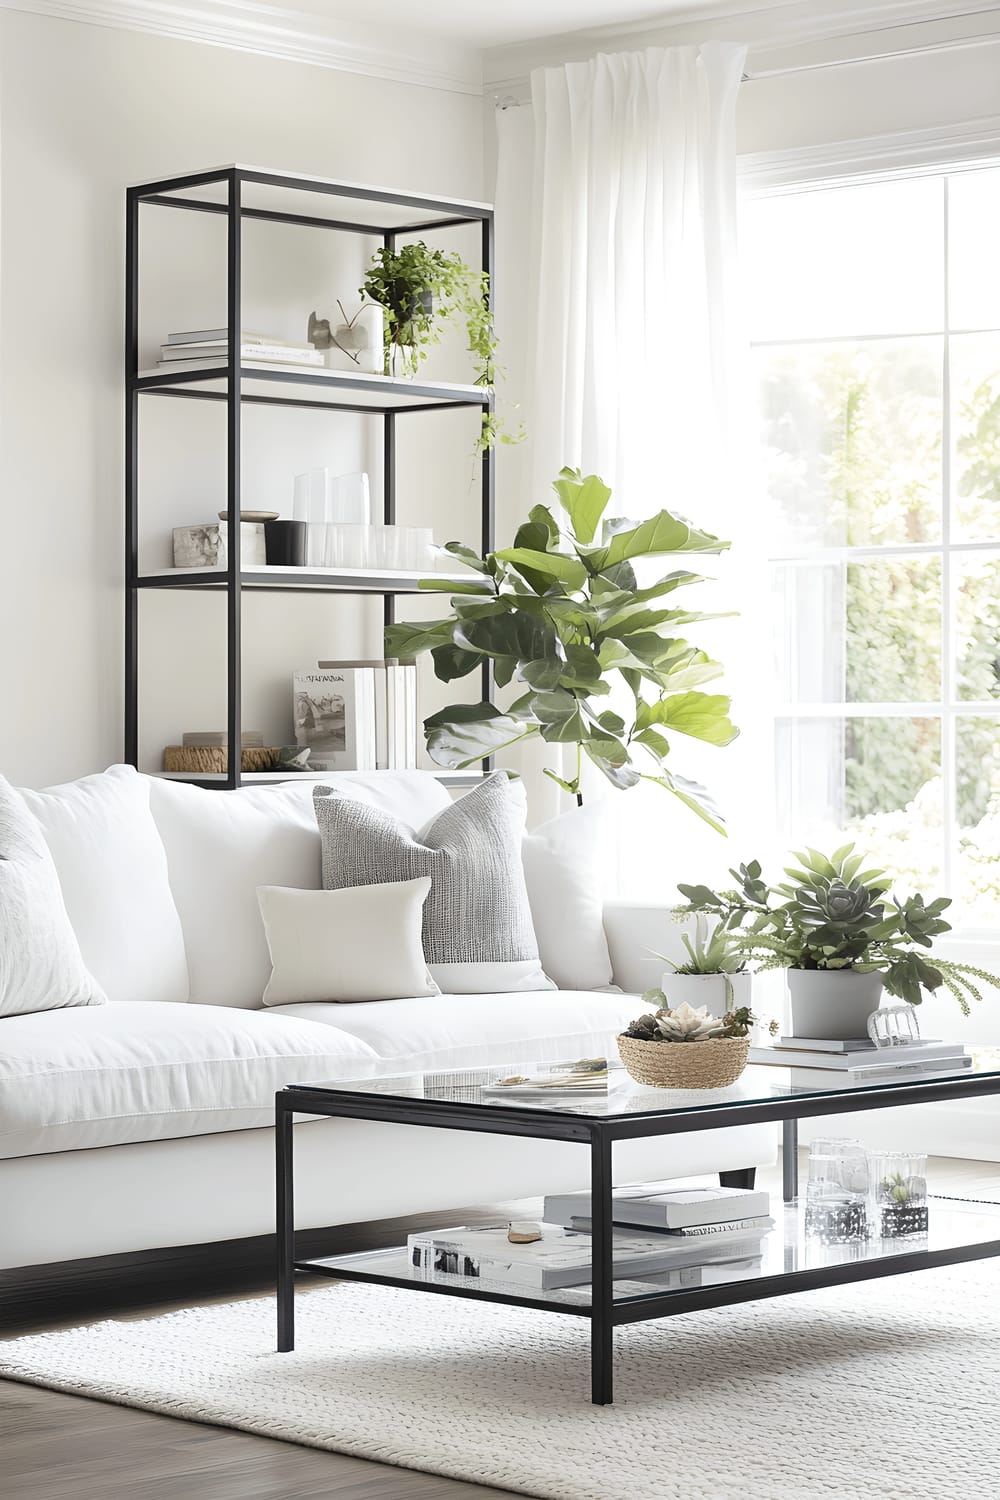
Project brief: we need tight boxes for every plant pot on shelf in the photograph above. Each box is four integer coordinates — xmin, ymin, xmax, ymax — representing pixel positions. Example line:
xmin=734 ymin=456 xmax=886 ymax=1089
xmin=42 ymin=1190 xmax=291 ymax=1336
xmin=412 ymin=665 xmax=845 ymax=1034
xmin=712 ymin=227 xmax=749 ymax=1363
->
xmin=617 ymin=1035 xmax=750 ymax=1089
xmin=787 ymin=969 xmax=884 ymax=1041
xmin=659 ymin=971 xmax=751 ymax=1019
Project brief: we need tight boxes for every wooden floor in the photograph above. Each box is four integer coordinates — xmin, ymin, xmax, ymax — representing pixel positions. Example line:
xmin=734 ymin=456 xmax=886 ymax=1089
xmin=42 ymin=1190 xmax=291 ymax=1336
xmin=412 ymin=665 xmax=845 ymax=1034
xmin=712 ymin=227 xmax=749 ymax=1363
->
xmin=3 ymin=1155 xmax=998 ymax=1500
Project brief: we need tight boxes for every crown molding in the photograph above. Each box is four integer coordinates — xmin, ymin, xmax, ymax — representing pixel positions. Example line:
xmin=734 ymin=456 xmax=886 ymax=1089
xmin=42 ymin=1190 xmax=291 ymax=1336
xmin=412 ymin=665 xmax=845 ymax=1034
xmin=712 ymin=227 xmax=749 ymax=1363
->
xmin=0 ymin=0 xmax=484 ymax=95
xmin=739 ymin=113 xmax=1000 ymax=191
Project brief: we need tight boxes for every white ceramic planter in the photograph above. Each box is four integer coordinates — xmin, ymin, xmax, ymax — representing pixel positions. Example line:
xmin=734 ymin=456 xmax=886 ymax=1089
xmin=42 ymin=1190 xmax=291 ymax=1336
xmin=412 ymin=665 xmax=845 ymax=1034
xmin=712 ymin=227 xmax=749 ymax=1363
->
xmin=659 ymin=970 xmax=752 ymax=1019
xmin=787 ymin=969 xmax=884 ymax=1040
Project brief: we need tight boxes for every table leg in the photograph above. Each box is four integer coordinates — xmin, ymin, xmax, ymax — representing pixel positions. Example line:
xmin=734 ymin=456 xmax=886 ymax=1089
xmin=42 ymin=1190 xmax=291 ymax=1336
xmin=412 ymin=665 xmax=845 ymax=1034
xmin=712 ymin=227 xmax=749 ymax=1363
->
xmin=276 ymin=1097 xmax=295 ymax=1352
xmin=590 ymin=1131 xmax=614 ymax=1406
xmin=782 ymin=1118 xmax=799 ymax=1204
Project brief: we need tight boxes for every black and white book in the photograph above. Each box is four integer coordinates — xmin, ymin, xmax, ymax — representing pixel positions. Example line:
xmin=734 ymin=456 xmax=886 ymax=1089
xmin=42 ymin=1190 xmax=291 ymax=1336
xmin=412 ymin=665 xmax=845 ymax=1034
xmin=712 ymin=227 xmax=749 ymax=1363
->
xmin=293 ymin=666 xmax=376 ymax=772
xmin=158 ymin=343 xmax=323 ymax=368
xmin=786 ymin=1057 xmax=972 ymax=1089
xmin=543 ymin=1182 xmax=770 ymax=1232
xmin=406 ymin=1224 xmax=763 ymax=1290
xmin=317 ymin=658 xmax=417 ymax=770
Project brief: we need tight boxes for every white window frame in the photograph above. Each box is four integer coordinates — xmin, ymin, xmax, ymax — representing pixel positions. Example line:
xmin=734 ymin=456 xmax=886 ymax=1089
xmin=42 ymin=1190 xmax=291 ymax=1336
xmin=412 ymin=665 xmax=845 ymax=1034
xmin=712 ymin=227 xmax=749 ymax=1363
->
xmin=739 ymin=139 xmax=1000 ymax=941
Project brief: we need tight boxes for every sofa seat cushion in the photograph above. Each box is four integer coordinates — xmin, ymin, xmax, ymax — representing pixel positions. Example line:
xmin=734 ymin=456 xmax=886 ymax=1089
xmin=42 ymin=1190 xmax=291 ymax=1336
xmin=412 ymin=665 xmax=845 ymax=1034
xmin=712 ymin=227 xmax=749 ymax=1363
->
xmin=266 ymin=989 xmax=645 ymax=1074
xmin=0 ymin=1002 xmax=379 ymax=1160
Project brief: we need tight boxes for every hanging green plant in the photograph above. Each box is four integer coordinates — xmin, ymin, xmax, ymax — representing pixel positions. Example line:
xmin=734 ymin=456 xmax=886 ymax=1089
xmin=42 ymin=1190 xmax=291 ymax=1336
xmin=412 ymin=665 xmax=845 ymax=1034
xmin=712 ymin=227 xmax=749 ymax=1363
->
xmin=385 ymin=468 xmax=739 ymax=830
xmin=361 ymin=241 xmax=517 ymax=451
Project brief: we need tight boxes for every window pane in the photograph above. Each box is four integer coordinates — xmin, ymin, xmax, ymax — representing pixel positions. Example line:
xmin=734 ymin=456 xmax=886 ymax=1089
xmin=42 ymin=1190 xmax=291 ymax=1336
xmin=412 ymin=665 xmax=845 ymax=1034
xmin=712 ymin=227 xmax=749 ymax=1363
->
xmin=955 ymin=717 xmax=1000 ymax=925
xmin=948 ymin=169 xmax=1000 ymax=331
xmin=775 ymin=557 xmax=941 ymax=703
xmin=741 ymin=177 xmax=943 ymax=342
xmin=955 ymin=553 xmax=1000 ymax=702
xmin=951 ymin=333 xmax=1000 ymax=542
xmin=776 ymin=716 xmax=942 ymax=888
xmin=756 ymin=340 xmax=942 ymax=552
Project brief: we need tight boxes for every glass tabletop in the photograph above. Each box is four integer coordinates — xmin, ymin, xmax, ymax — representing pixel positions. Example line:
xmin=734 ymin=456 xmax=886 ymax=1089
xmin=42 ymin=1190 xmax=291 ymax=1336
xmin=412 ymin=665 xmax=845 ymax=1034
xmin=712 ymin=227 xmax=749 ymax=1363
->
xmin=287 ymin=1056 xmax=1000 ymax=1120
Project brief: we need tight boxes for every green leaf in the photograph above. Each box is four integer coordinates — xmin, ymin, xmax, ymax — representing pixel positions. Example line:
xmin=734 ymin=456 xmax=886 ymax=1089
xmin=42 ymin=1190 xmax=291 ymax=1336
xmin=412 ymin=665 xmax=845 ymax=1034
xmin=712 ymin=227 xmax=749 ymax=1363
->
xmin=643 ymin=771 xmax=727 ymax=834
xmin=519 ymin=655 xmax=565 ymax=690
xmin=642 ymin=692 xmax=739 ymax=747
xmin=492 ymin=547 xmax=588 ymax=590
xmin=383 ymin=618 xmax=453 ymax=657
xmin=528 ymin=504 xmax=560 ymax=544
xmin=430 ymin=643 xmax=481 ymax=682
xmin=423 ymin=703 xmax=537 ymax=768
xmin=529 ymin=689 xmax=587 ymax=744
xmin=418 ymin=577 xmax=494 ymax=594
xmin=595 ymin=709 xmax=626 ymax=736
xmin=551 ymin=468 xmax=613 ymax=545
xmin=589 ymin=510 xmax=728 ymax=569
xmin=558 ymin=643 xmax=604 ymax=692
xmin=585 ymin=738 xmax=641 ymax=790
xmin=454 ymin=611 xmax=560 ymax=667
xmin=442 ymin=541 xmax=490 ymax=575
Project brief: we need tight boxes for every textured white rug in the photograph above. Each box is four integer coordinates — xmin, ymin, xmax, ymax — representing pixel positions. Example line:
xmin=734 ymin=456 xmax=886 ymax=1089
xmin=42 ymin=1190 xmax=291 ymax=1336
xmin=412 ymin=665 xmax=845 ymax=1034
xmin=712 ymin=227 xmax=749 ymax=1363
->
xmin=3 ymin=1265 xmax=999 ymax=1500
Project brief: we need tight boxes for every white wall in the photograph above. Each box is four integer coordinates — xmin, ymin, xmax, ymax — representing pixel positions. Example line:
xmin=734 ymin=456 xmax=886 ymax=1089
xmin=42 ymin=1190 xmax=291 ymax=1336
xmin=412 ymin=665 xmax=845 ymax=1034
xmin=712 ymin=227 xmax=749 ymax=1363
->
xmin=0 ymin=9 xmax=484 ymax=787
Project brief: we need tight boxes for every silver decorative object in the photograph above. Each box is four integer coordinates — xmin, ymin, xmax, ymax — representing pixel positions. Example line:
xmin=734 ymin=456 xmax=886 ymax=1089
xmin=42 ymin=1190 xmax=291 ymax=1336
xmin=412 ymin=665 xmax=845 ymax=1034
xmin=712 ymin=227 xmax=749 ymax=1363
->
xmin=867 ymin=1005 xmax=922 ymax=1049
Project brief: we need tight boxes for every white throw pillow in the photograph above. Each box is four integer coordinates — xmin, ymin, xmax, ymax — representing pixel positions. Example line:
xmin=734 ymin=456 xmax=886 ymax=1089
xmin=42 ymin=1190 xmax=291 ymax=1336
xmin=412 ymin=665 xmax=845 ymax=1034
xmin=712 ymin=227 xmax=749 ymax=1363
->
xmin=0 ymin=776 xmax=105 ymax=1017
xmin=522 ymin=802 xmax=615 ymax=991
xmin=18 ymin=765 xmax=189 ymax=1005
xmin=148 ymin=772 xmax=451 ymax=1008
xmin=258 ymin=878 xmax=439 ymax=1005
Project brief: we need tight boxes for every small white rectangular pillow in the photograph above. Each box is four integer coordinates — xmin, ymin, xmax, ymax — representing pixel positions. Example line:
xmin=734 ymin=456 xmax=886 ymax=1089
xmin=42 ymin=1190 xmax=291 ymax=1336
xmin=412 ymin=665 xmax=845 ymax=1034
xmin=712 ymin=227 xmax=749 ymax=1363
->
xmin=258 ymin=877 xmax=439 ymax=1005
xmin=0 ymin=776 xmax=105 ymax=1017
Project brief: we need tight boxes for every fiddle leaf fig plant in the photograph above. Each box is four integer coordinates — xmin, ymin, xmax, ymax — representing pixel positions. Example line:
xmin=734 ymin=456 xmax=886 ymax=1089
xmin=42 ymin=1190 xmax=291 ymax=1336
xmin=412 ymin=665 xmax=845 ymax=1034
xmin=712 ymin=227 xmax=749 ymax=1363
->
xmin=384 ymin=468 xmax=739 ymax=830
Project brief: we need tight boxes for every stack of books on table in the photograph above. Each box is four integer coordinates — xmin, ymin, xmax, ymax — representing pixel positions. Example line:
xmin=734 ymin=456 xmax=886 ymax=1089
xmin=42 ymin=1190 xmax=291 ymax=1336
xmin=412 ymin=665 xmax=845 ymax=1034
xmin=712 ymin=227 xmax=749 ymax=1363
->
xmin=407 ymin=1185 xmax=773 ymax=1292
xmin=748 ymin=1036 xmax=971 ymax=1088
xmin=156 ymin=329 xmax=324 ymax=372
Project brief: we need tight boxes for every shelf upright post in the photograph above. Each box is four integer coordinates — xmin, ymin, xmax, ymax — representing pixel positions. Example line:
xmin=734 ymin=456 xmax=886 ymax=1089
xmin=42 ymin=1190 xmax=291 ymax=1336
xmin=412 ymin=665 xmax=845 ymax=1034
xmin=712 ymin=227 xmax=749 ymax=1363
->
xmin=481 ymin=212 xmax=497 ymax=772
xmin=225 ymin=168 xmax=244 ymax=789
xmin=124 ymin=186 xmax=140 ymax=766
xmin=382 ymin=231 xmax=396 ymax=647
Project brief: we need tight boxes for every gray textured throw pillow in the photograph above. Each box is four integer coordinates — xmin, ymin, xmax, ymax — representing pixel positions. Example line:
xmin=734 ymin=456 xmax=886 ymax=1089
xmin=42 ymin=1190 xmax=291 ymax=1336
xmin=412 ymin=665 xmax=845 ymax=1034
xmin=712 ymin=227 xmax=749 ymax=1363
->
xmin=313 ymin=773 xmax=554 ymax=994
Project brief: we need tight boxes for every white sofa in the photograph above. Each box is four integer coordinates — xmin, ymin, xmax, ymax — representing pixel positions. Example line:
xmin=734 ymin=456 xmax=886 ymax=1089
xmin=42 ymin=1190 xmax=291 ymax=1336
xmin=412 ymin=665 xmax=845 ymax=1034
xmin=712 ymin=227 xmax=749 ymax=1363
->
xmin=0 ymin=766 xmax=775 ymax=1272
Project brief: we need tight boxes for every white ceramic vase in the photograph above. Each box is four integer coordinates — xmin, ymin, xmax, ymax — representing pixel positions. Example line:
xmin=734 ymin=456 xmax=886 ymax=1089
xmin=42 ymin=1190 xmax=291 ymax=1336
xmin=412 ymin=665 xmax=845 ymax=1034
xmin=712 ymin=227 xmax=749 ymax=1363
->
xmin=659 ymin=970 xmax=752 ymax=1019
xmin=787 ymin=969 xmax=884 ymax=1040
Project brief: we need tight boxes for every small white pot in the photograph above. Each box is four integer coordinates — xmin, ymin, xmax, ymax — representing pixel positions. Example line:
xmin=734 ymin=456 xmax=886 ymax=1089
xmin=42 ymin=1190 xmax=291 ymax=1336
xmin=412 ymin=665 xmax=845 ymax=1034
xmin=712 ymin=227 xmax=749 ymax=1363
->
xmin=787 ymin=969 xmax=884 ymax=1041
xmin=659 ymin=970 xmax=752 ymax=1019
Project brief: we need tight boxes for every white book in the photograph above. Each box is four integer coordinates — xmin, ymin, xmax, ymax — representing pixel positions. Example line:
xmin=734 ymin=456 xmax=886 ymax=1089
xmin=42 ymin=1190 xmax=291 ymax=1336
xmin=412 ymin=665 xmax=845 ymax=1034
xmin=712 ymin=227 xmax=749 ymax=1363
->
xmin=293 ymin=666 xmax=377 ymax=772
xmin=166 ymin=328 xmax=273 ymax=345
xmin=787 ymin=1057 xmax=972 ymax=1090
xmin=543 ymin=1182 xmax=770 ymax=1231
xmin=568 ymin=1215 xmax=774 ymax=1242
xmin=642 ymin=1256 xmax=764 ymax=1289
xmin=160 ymin=341 xmax=322 ymax=365
xmin=751 ymin=1042 xmax=966 ymax=1070
xmin=405 ymin=1224 xmax=746 ymax=1290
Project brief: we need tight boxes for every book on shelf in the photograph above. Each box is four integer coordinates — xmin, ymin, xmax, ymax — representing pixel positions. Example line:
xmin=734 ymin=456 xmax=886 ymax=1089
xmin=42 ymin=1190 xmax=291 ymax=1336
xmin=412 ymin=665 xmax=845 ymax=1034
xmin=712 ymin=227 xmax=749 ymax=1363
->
xmin=405 ymin=1224 xmax=763 ymax=1291
xmin=317 ymin=658 xmax=417 ymax=771
xmin=293 ymin=666 xmax=377 ymax=773
xmin=181 ymin=730 xmax=263 ymax=748
xmin=752 ymin=1039 xmax=967 ymax=1070
xmin=749 ymin=1044 xmax=968 ymax=1072
xmin=784 ymin=1057 xmax=973 ymax=1090
xmin=165 ymin=328 xmax=283 ymax=346
xmin=542 ymin=1182 xmax=771 ymax=1231
xmin=566 ymin=1215 xmax=774 ymax=1242
xmin=158 ymin=344 xmax=324 ymax=369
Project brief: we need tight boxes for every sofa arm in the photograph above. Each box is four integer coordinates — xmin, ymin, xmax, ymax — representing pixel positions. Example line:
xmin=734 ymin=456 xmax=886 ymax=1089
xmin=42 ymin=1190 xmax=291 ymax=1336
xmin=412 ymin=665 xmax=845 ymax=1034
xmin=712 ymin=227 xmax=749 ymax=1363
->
xmin=603 ymin=901 xmax=695 ymax=995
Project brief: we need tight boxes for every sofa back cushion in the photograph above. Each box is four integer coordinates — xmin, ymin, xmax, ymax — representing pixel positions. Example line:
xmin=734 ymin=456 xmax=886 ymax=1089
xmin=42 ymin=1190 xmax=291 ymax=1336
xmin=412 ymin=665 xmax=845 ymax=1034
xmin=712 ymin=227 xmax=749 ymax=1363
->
xmin=18 ymin=765 xmax=189 ymax=1004
xmin=147 ymin=772 xmax=451 ymax=1008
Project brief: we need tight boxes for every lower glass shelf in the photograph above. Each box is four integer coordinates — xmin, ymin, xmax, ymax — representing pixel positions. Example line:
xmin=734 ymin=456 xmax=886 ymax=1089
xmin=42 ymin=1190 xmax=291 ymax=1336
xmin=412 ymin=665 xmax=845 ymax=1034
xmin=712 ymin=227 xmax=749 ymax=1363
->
xmin=296 ymin=1200 xmax=1000 ymax=1317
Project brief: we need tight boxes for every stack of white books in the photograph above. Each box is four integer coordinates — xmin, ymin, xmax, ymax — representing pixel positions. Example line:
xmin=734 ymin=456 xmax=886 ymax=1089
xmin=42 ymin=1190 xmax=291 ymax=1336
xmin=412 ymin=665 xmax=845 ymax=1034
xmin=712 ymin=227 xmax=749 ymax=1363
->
xmin=157 ymin=328 xmax=324 ymax=371
xmin=748 ymin=1035 xmax=970 ymax=1088
xmin=543 ymin=1183 xmax=773 ymax=1263
xmin=406 ymin=1220 xmax=766 ymax=1292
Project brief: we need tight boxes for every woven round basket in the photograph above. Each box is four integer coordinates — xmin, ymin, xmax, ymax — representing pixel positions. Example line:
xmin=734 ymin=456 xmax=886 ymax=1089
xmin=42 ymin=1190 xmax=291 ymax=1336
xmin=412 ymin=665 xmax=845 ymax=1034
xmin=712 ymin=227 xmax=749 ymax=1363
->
xmin=617 ymin=1034 xmax=750 ymax=1089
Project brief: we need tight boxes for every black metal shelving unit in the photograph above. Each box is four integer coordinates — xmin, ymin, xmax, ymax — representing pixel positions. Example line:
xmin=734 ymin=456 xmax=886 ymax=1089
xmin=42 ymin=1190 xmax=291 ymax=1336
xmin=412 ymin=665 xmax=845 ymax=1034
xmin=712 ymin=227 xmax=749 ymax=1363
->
xmin=125 ymin=164 xmax=495 ymax=789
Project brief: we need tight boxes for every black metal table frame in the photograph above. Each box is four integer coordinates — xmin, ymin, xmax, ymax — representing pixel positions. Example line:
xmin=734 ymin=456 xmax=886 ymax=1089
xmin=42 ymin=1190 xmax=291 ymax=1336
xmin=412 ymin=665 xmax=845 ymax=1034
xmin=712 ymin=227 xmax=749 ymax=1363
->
xmin=275 ymin=1069 xmax=1000 ymax=1405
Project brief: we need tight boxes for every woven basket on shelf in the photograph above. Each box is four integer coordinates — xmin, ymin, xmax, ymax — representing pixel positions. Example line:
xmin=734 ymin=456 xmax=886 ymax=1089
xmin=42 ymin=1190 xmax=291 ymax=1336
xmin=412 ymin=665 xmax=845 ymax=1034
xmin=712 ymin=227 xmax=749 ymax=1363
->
xmin=162 ymin=746 xmax=281 ymax=774
xmin=617 ymin=1034 xmax=750 ymax=1089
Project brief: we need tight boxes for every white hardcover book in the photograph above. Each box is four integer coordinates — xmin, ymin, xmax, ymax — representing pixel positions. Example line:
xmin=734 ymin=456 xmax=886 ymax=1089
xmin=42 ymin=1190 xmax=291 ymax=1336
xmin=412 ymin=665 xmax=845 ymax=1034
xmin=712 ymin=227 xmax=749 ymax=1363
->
xmin=642 ymin=1256 xmax=764 ymax=1289
xmin=787 ymin=1057 xmax=972 ymax=1090
xmin=406 ymin=662 xmax=418 ymax=769
xmin=293 ymin=667 xmax=377 ymax=772
xmin=166 ymin=327 xmax=269 ymax=345
xmin=543 ymin=1182 xmax=771 ymax=1231
xmin=750 ymin=1042 xmax=966 ymax=1070
xmin=391 ymin=663 xmax=408 ymax=770
xmin=567 ymin=1215 xmax=774 ymax=1242
xmin=372 ymin=664 xmax=389 ymax=770
xmin=160 ymin=341 xmax=323 ymax=365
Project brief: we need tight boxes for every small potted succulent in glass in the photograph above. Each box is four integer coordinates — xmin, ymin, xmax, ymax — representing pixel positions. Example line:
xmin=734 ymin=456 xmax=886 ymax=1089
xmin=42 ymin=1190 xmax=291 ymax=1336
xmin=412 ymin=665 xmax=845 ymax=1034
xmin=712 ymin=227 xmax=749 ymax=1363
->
xmin=658 ymin=915 xmax=750 ymax=1019
xmin=617 ymin=1000 xmax=756 ymax=1089
xmin=870 ymin=1153 xmax=929 ymax=1238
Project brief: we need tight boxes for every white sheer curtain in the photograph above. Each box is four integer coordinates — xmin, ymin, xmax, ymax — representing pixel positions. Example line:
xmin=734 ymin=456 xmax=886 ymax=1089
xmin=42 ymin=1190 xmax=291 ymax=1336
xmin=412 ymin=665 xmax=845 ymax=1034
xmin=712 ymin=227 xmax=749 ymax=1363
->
xmin=495 ymin=44 xmax=772 ymax=889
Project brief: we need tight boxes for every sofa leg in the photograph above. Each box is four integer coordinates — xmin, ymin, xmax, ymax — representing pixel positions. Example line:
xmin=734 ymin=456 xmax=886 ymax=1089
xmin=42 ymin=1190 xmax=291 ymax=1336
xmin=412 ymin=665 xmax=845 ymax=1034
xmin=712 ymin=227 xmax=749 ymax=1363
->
xmin=719 ymin=1168 xmax=756 ymax=1191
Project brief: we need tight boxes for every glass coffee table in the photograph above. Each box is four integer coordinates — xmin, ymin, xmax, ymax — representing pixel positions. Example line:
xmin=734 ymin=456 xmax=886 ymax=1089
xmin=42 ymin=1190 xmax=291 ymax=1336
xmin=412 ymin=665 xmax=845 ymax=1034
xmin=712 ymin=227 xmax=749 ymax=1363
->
xmin=275 ymin=1061 xmax=1000 ymax=1405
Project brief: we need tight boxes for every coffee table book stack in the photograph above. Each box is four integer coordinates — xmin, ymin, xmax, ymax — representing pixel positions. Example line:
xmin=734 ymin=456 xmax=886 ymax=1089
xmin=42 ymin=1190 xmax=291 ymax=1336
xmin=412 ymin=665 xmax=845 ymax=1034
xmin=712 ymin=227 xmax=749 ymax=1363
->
xmin=749 ymin=1035 xmax=971 ymax=1088
xmin=407 ymin=1185 xmax=774 ymax=1292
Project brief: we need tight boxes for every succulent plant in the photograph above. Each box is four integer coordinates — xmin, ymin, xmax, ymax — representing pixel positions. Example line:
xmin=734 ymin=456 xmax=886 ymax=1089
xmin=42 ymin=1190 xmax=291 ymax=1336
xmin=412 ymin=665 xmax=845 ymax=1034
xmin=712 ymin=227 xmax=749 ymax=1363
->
xmin=624 ymin=998 xmax=756 ymax=1044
